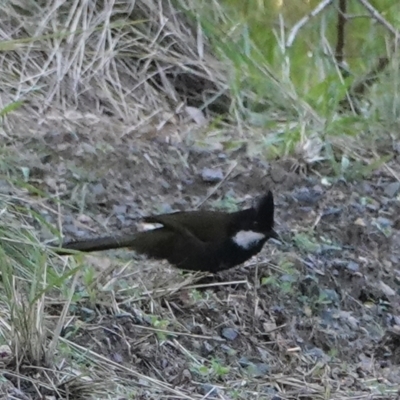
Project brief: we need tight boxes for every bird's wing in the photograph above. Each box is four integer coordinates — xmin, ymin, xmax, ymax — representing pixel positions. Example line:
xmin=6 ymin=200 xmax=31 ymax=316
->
xmin=143 ymin=214 xmax=202 ymax=241
xmin=143 ymin=211 xmax=228 ymax=243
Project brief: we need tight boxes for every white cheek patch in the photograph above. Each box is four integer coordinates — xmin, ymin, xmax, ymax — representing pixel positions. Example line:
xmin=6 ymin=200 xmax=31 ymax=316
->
xmin=232 ymin=230 xmax=265 ymax=249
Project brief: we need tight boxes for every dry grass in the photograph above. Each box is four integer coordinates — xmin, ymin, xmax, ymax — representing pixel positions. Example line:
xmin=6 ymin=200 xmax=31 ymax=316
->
xmin=0 ymin=0 xmax=230 ymax=142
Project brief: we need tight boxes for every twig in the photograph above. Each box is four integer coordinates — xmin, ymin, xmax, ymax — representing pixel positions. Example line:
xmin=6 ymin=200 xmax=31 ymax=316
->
xmin=339 ymin=0 xmax=399 ymax=112
xmin=195 ymin=160 xmax=237 ymax=208
xmin=358 ymin=0 xmax=399 ymax=36
xmin=335 ymin=0 xmax=347 ymax=66
xmin=286 ymin=0 xmax=335 ymax=48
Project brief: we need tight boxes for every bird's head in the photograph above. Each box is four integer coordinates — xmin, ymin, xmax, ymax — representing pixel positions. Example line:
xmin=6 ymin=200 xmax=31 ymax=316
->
xmin=231 ymin=190 xmax=279 ymax=250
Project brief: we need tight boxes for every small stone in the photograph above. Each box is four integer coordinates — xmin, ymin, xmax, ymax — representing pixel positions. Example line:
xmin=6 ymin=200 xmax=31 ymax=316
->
xmin=270 ymin=165 xmax=286 ymax=183
xmin=346 ymin=261 xmax=360 ymax=273
xmin=392 ymin=315 xmax=400 ymax=326
xmin=322 ymin=207 xmax=342 ymax=217
xmin=221 ymin=327 xmax=238 ymax=341
xmin=360 ymin=182 xmax=373 ymax=194
xmin=247 ymin=362 xmax=270 ymax=377
xmin=376 ymin=217 xmax=393 ymax=228
xmin=199 ymin=384 xmax=218 ymax=396
xmin=220 ymin=345 xmax=236 ymax=355
xmin=379 ymin=281 xmax=396 ymax=297
xmin=201 ymin=341 xmax=214 ymax=356
xmin=91 ymin=182 xmax=106 ymax=196
xmin=201 ymin=167 xmax=223 ymax=183
xmin=319 ymin=309 xmax=335 ymax=327
xmin=0 ymin=179 xmax=12 ymax=194
xmin=112 ymin=352 xmax=123 ymax=363
xmin=292 ymin=187 xmax=322 ymax=205
xmin=366 ymin=201 xmax=379 ymax=211
xmin=384 ymin=182 xmax=400 ymax=198
xmin=331 ymin=258 xmax=348 ymax=268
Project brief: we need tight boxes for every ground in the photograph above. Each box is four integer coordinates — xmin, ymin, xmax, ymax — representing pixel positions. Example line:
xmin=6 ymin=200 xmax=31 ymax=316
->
xmin=2 ymin=125 xmax=400 ymax=399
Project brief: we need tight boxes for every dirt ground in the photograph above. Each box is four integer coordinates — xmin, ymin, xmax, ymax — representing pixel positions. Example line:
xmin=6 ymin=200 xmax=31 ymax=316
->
xmin=5 ymin=125 xmax=400 ymax=399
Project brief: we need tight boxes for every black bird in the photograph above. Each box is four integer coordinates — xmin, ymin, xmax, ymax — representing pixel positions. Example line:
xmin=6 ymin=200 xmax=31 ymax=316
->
xmin=58 ymin=191 xmax=277 ymax=273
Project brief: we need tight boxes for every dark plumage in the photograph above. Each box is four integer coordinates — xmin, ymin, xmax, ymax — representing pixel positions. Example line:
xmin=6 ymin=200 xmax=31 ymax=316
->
xmin=57 ymin=191 xmax=277 ymax=273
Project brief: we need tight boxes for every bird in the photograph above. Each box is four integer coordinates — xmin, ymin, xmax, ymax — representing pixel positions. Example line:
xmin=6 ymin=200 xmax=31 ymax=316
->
xmin=57 ymin=190 xmax=278 ymax=273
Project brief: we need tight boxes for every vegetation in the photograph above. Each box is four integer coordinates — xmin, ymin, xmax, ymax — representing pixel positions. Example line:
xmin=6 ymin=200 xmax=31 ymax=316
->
xmin=0 ymin=0 xmax=399 ymax=398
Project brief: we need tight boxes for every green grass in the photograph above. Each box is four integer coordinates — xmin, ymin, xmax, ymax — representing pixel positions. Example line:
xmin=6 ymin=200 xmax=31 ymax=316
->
xmin=177 ymin=0 xmax=400 ymax=172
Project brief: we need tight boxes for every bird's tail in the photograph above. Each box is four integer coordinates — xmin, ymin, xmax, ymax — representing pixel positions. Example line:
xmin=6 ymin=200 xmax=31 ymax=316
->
xmin=56 ymin=234 xmax=139 ymax=254
xmin=56 ymin=229 xmax=176 ymax=260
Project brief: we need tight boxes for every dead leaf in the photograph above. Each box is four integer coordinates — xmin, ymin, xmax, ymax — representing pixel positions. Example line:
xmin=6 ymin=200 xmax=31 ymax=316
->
xmin=354 ymin=218 xmax=366 ymax=227
xmin=185 ymin=106 xmax=207 ymax=126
